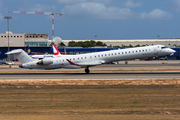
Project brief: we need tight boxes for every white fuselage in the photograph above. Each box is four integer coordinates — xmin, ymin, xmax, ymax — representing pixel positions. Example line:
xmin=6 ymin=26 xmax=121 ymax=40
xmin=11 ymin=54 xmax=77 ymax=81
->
xmin=29 ymin=55 xmax=53 ymax=59
xmin=20 ymin=45 xmax=175 ymax=70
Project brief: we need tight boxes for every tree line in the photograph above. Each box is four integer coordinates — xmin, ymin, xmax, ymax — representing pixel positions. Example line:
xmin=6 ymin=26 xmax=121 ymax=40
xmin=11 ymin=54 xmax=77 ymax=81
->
xmin=68 ymin=41 xmax=180 ymax=48
xmin=68 ymin=40 xmax=107 ymax=48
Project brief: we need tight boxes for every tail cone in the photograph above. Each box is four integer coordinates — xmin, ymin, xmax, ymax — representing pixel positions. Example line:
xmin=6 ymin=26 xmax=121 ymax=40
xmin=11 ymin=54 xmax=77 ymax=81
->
xmin=19 ymin=64 xmax=23 ymax=68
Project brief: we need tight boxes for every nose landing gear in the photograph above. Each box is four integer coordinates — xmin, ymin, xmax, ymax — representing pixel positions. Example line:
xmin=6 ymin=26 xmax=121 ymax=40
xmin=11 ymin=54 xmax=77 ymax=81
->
xmin=85 ymin=67 xmax=90 ymax=74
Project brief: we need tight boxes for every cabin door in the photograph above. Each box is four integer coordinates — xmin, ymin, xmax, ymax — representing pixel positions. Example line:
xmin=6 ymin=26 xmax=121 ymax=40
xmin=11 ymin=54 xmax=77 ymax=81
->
xmin=154 ymin=48 xmax=158 ymax=55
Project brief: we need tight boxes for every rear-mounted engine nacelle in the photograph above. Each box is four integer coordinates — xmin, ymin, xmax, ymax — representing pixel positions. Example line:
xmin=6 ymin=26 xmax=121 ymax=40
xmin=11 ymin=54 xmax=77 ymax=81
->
xmin=37 ymin=58 xmax=53 ymax=65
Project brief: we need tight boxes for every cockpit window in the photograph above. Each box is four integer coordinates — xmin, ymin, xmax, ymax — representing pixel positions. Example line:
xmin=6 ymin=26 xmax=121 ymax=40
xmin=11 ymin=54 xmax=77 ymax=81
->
xmin=161 ymin=46 xmax=168 ymax=49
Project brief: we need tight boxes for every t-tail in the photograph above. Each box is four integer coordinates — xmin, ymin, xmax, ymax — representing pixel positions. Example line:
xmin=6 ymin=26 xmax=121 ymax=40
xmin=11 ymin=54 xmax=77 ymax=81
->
xmin=6 ymin=49 xmax=34 ymax=64
xmin=27 ymin=45 xmax=34 ymax=55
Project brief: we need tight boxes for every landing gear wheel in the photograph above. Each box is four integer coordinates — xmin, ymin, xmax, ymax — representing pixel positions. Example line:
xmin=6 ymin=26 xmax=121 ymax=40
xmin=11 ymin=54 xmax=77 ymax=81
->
xmin=85 ymin=68 xmax=90 ymax=74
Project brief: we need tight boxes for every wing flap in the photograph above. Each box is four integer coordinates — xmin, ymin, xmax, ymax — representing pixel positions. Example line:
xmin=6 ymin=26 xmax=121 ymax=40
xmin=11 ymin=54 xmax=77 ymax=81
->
xmin=77 ymin=62 xmax=102 ymax=67
xmin=66 ymin=59 xmax=103 ymax=67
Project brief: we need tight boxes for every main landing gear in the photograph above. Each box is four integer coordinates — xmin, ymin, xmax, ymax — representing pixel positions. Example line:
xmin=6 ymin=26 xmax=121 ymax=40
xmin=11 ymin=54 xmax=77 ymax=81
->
xmin=85 ymin=67 xmax=90 ymax=74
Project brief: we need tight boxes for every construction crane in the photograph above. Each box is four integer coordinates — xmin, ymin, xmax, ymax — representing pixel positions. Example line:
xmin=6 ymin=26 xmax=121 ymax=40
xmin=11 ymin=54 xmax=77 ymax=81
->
xmin=8 ymin=11 xmax=64 ymax=40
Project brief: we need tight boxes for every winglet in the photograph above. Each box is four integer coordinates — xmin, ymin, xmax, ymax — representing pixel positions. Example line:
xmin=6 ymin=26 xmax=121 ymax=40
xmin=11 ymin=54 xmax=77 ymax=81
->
xmin=66 ymin=59 xmax=75 ymax=65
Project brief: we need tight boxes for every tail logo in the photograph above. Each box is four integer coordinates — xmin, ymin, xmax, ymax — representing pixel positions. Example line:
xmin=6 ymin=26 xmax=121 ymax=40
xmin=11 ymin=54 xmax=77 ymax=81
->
xmin=53 ymin=44 xmax=60 ymax=55
xmin=27 ymin=49 xmax=31 ymax=54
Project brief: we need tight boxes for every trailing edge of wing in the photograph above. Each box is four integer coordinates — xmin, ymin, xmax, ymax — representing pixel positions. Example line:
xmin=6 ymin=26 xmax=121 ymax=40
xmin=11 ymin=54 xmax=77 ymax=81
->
xmin=66 ymin=59 xmax=103 ymax=67
xmin=76 ymin=62 xmax=102 ymax=67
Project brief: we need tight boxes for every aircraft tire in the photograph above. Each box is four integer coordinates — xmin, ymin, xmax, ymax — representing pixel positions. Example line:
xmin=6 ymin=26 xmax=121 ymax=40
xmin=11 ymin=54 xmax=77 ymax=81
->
xmin=85 ymin=68 xmax=90 ymax=74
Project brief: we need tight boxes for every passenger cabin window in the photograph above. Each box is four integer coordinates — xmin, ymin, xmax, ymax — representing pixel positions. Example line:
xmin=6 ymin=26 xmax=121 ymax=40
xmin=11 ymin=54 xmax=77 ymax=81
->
xmin=139 ymin=50 xmax=141 ymax=52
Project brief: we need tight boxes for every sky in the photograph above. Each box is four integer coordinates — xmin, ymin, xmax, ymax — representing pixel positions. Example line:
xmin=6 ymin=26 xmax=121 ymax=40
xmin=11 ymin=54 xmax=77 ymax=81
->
xmin=0 ymin=0 xmax=180 ymax=40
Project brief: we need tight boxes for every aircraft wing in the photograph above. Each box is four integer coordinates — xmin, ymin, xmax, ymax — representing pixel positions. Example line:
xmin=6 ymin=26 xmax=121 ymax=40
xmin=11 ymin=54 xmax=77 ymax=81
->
xmin=66 ymin=59 xmax=104 ymax=67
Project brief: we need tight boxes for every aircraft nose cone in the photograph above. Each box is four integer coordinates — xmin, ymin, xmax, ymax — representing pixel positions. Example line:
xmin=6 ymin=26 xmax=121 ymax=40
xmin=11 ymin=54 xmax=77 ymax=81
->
xmin=170 ymin=49 xmax=176 ymax=53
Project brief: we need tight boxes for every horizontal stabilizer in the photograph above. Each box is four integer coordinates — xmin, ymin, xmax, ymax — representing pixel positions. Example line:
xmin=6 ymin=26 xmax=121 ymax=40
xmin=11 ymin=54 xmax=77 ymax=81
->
xmin=6 ymin=49 xmax=22 ymax=54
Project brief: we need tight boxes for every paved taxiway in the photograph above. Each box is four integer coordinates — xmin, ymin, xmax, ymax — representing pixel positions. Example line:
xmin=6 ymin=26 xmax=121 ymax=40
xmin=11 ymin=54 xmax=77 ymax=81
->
xmin=0 ymin=60 xmax=180 ymax=80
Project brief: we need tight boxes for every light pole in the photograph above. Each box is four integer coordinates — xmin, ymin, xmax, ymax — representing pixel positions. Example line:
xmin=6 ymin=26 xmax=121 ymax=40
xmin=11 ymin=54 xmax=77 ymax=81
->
xmin=4 ymin=16 xmax=12 ymax=61
xmin=157 ymin=35 xmax=160 ymax=39
xmin=94 ymin=35 xmax=97 ymax=40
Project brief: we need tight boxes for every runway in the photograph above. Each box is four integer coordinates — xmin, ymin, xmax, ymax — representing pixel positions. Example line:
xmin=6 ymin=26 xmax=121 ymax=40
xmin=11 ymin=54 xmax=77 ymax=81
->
xmin=0 ymin=60 xmax=180 ymax=80
xmin=0 ymin=72 xmax=180 ymax=80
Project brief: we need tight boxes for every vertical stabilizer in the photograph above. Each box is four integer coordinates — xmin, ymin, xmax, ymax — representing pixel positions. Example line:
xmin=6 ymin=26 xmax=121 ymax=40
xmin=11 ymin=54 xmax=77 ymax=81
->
xmin=52 ymin=43 xmax=61 ymax=56
xmin=27 ymin=46 xmax=34 ymax=55
xmin=6 ymin=49 xmax=34 ymax=64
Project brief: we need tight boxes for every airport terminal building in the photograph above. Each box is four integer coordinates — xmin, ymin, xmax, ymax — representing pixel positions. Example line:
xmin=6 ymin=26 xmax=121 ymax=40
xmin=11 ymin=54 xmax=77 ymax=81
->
xmin=0 ymin=31 xmax=180 ymax=60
